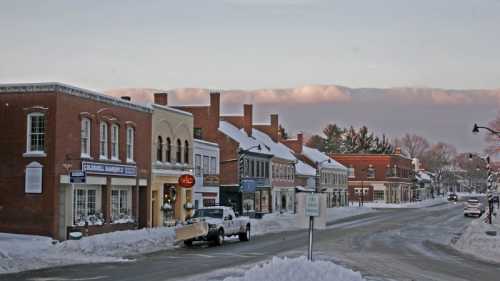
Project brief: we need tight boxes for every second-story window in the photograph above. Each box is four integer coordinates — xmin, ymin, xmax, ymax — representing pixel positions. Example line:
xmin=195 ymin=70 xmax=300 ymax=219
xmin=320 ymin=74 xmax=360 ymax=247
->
xmin=99 ymin=122 xmax=108 ymax=159
xmin=166 ymin=138 xmax=171 ymax=162
xmin=176 ymin=139 xmax=182 ymax=163
xmin=184 ymin=140 xmax=189 ymax=164
xmin=195 ymin=154 xmax=201 ymax=176
xmin=265 ymin=162 xmax=269 ymax=178
xmin=203 ymin=156 xmax=209 ymax=175
xmin=126 ymin=127 xmax=134 ymax=162
xmin=348 ymin=166 xmax=355 ymax=178
xmin=210 ymin=156 xmax=217 ymax=175
xmin=157 ymin=136 xmax=163 ymax=162
xmin=111 ymin=124 xmax=119 ymax=160
xmin=26 ymin=112 xmax=45 ymax=154
xmin=80 ymin=118 xmax=91 ymax=158
xmin=367 ymin=165 xmax=375 ymax=178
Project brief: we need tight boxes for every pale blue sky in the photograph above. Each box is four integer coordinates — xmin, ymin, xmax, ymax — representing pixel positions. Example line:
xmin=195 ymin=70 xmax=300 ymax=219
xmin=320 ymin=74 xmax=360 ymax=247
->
xmin=1 ymin=0 xmax=500 ymax=90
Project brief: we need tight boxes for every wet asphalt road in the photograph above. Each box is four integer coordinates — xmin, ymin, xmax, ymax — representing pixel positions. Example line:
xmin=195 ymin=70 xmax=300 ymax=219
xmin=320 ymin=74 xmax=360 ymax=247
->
xmin=4 ymin=200 xmax=499 ymax=281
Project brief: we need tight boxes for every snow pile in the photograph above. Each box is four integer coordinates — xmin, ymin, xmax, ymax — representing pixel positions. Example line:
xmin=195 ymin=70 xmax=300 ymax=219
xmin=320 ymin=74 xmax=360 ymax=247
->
xmin=453 ymin=213 xmax=500 ymax=263
xmin=222 ymin=256 xmax=365 ymax=281
xmin=362 ymin=197 xmax=446 ymax=209
xmin=251 ymin=207 xmax=375 ymax=236
xmin=0 ymin=227 xmax=176 ymax=274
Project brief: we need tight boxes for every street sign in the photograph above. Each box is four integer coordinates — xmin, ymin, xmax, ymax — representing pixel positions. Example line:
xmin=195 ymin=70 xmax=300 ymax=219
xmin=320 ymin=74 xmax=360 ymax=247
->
xmin=305 ymin=193 xmax=320 ymax=217
xmin=70 ymin=170 xmax=86 ymax=184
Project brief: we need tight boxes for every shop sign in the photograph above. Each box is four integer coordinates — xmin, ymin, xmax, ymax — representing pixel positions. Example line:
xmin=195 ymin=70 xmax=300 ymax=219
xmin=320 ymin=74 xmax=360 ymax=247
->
xmin=203 ymin=174 xmax=220 ymax=186
xmin=82 ymin=161 xmax=137 ymax=177
xmin=178 ymin=174 xmax=195 ymax=188
xmin=240 ymin=179 xmax=256 ymax=193
xmin=70 ymin=170 xmax=86 ymax=184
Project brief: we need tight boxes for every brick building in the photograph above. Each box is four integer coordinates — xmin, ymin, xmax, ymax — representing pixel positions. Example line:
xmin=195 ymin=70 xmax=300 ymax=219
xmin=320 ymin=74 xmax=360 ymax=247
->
xmin=282 ymin=133 xmax=349 ymax=207
xmin=331 ymin=152 xmax=414 ymax=204
xmin=0 ymin=83 xmax=151 ymax=240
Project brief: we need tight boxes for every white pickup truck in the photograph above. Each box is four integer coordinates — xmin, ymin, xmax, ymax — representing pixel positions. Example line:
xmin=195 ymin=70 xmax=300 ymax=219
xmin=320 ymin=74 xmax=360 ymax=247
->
xmin=176 ymin=206 xmax=251 ymax=246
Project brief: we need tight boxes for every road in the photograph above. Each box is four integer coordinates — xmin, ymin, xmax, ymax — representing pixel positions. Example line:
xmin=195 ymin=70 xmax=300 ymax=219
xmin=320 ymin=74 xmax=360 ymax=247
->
xmin=4 ymin=201 xmax=499 ymax=281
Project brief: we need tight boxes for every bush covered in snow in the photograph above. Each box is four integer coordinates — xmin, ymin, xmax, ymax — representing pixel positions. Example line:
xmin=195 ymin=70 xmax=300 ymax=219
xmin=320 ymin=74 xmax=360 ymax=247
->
xmin=223 ymin=256 xmax=365 ymax=281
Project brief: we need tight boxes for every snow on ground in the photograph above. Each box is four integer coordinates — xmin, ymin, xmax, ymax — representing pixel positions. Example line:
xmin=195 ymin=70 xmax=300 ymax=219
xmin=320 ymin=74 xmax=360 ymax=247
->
xmin=362 ymin=197 xmax=446 ymax=209
xmin=252 ymin=207 xmax=376 ymax=236
xmin=0 ymin=227 xmax=175 ymax=274
xmin=452 ymin=212 xmax=500 ymax=263
xmin=222 ymin=256 xmax=365 ymax=281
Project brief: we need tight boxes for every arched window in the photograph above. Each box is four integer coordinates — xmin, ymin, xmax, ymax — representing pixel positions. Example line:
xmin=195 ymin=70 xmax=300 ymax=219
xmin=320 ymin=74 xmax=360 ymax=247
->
xmin=166 ymin=138 xmax=171 ymax=162
xmin=157 ymin=136 xmax=163 ymax=162
xmin=176 ymin=139 xmax=182 ymax=163
xmin=81 ymin=118 xmax=91 ymax=157
xmin=184 ymin=140 xmax=189 ymax=164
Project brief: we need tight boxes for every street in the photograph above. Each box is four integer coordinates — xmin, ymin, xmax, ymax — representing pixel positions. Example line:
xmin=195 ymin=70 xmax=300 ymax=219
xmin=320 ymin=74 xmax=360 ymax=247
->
xmin=4 ymin=202 xmax=499 ymax=281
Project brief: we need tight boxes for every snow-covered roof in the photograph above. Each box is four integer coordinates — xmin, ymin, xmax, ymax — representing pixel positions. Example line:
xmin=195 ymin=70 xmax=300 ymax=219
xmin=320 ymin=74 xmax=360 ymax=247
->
xmin=295 ymin=160 xmax=316 ymax=176
xmin=252 ymin=129 xmax=296 ymax=161
xmin=302 ymin=146 xmax=347 ymax=170
xmin=416 ymin=171 xmax=432 ymax=182
xmin=218 ymin=121 xmax=273 ymax=155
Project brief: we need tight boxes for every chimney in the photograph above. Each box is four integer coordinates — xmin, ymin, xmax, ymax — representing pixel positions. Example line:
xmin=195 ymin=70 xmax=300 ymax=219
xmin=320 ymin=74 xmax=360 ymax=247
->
xmin=154 ymin=92 xmax=168 ymax=106
xmin=297 ymin=132 xmax=303 ymax=153
xmin=121 ymin=96 xmax=131 ymax=101
xmin=208 ymin=92 xmax=220 ymax=142
xmin=395 ymin=147 xmax=401 ymax=155
xmin=270 ymin=114 xmax=279 ymax=142
xmin=243 ymin=104 xmax=253 ymax=137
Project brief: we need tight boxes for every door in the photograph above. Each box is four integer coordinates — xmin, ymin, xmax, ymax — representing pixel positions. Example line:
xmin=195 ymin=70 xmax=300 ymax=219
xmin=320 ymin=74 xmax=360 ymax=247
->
xmin=152 ymin=191 xmax=158 ymax=227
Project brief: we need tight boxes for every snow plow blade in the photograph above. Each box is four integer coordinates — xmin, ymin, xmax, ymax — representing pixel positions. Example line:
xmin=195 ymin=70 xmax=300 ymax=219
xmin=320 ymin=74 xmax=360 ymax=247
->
xmin=175 ymin=222 xmax=209 ymax=242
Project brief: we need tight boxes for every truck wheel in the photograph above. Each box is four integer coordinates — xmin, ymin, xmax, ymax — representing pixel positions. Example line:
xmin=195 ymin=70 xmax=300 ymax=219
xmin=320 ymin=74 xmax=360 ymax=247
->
xmin=215 ymin=229 xmax=224 ymax=246
xmin=184 ymin=240 xmax=193 ymax=247
xmin=239 ymin=225 xmax=250 ymax=242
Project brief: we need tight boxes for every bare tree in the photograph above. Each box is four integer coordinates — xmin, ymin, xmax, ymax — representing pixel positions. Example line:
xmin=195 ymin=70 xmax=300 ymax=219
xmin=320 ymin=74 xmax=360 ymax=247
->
xmin=422 ymin=142 xmax=458 ymax=195
xmin=394 ymin=133 xmax=430 ymax=159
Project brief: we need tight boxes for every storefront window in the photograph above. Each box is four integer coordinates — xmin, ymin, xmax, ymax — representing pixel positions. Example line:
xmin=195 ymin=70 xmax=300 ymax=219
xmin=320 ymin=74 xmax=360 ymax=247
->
xmin=73 ymin=187 xmax=102 ymax=226
xmin=111 ymin=188 xmax=132 ymax=223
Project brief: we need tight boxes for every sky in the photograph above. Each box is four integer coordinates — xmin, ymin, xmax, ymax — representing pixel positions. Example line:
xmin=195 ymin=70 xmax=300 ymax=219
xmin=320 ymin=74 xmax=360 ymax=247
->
xmin=1 ymin=0 xmax=499 ymax=154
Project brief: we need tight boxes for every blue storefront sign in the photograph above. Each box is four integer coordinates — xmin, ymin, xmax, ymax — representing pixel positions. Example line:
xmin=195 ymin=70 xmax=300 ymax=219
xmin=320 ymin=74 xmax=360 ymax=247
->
xmin=82 ymin=161 xmax=137 ymax=177
xmin=240 ymin=179 xmax=257 ymax=193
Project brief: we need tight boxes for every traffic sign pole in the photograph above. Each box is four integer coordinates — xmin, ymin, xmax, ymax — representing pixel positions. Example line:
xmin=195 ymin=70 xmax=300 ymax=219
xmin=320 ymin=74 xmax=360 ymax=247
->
xmin=308 ymin=214 xmax=314 ymax=261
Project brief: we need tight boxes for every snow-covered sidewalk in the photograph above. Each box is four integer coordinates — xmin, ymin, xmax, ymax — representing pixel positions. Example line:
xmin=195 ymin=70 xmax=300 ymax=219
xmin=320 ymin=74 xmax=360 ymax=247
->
xmin=361 ymin=197 xmax=446 ymax=209
xmin=452 ymin=211 xmax=500 ymax=263
xmin=0 ymin=227 xmax=176 ymax=274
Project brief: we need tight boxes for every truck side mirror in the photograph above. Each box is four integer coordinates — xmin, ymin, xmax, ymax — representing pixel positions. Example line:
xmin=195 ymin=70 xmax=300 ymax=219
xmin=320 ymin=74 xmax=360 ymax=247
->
xmin=225 ymin=215 xmax=233 ymax=221
xmin=234 ymin=212 xmax=240 ymax=217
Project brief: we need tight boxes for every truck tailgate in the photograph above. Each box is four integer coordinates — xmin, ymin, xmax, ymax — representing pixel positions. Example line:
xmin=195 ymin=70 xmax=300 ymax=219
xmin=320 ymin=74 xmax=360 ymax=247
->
xmin=175 ymin=222 xmax=209 ymax=242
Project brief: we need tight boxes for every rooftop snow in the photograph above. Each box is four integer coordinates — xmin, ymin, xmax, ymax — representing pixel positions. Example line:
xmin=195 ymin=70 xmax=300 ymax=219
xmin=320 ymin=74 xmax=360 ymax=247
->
xmin=295 ymin=160 xmax=316 ymax=176
xmin=218 ymin=121 xmax=273 ymax=155
xmin=252 ymin=129 xmax=296 ymax=161
xmin=302 ymin=146 xmax=347 ymax=170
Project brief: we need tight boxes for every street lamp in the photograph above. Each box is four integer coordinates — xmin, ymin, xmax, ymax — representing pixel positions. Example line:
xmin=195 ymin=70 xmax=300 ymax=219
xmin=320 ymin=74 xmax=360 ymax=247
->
xmin=472 ymin=123 xmax=500 ymax=137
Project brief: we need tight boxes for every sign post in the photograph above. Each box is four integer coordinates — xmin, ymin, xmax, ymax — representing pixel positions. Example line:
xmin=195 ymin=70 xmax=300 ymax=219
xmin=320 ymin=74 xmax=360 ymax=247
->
xmin=305 ymin=192 xmax=320 ymax=261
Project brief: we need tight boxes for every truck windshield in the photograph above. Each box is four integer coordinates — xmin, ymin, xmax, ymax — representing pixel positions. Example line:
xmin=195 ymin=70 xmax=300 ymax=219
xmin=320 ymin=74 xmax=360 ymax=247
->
xmin=193 ymin=209 xmax=223 ymax=219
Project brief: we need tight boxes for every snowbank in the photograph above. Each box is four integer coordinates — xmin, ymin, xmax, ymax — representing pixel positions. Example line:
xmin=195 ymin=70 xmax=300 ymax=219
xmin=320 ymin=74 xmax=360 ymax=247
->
xmin=251 ymin=207 xmax=375 ymax=236
xmin=222 ymin=256 xmax=365 ymax=281
xmin=362 ymin=197 xmax=446 ymax=209
xmin=0 ymin=227 xmax=175 ymax=274
xmin=452 ymin=213 xmax=500 ymax=263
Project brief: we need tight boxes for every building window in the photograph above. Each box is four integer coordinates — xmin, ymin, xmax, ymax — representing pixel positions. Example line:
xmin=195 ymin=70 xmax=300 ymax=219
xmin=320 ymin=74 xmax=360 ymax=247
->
xmin=256 ymin=161 xmax=261 ymax=178
xmin=111 ymin=124 xmax=119 ymax=160
xmin=348 ymin=166 xmax=355 ymax=178
xmin=184 ymin=140 xmax=189 ymax=164
xmin=166 ymin=138 xmax=171 ymax=162
xmin=176 ymin=139 xmax=182 ymax=163
xmin=126 ymin=127 xmax=134 ymax=162
xmin=157 ymin=136 xmax=163 ymax=162
xmin=111 ymin=188 xmax=132 ymax=222
xmin=244 ymin=158 xmax=249 ymax=177
xmin=250 ymin=160 xmax=255 ymax=177
xmin=374 ymin=190 xmax=385 ymax=201
xmin=195 ymin=154 xmax=202 ymax=176
xmin=73 ymin=187 xmax=101 ymax=226
xmin=210 ymin=157 xmax=217 ymax=175
xmin=265 ymin=162 xmax=269 ymax=178
xmin=80 ymin=118 xmax=91 ymax=158
xmin=203 ymin=156 xmax=209 ymax=175
xmin=194 ymin=128 xmax=202 ymax=139
xmin=26 ymin=112 xmax=45 ymax=153
xmin=367 ymin=165 xmax=375 ymax=178
xmin=99 ymin=122 xmax=108 ymax=159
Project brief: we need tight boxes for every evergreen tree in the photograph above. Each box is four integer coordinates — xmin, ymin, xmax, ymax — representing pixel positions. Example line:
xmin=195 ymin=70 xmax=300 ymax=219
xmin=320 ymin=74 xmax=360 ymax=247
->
xmin=323 ymin=124 xmax=345 ymax=153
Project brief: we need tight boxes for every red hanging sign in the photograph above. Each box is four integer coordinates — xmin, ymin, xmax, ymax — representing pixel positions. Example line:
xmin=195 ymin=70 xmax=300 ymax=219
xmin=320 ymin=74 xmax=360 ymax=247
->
xmin=178 ymin=174 xmax=195 ymax=188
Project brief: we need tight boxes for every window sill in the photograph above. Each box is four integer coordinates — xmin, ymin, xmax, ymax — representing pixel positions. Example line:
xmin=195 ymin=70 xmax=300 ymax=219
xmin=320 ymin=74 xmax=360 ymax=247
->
xmin=81 ymin=155 xmax=93 ymax=160
xmin=99 ymin=156 xmax=108 ymax=161
xmin=23 ymin=151 xmax=47 ymax=158
xmin=110 ymin=158 xmax=121 ymax=162
xmin=126 ymin=159 xmax=136 ymax=164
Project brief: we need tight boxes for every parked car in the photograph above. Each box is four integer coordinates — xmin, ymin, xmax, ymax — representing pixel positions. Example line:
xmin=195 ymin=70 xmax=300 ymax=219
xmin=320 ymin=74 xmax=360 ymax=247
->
xmin=464 ymin=198 xmax=485 ymax=217
xmin=175 ymin=206 xmax=251 ymax=246
xmin=447 ymin=193 xmax=458 ymax=201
